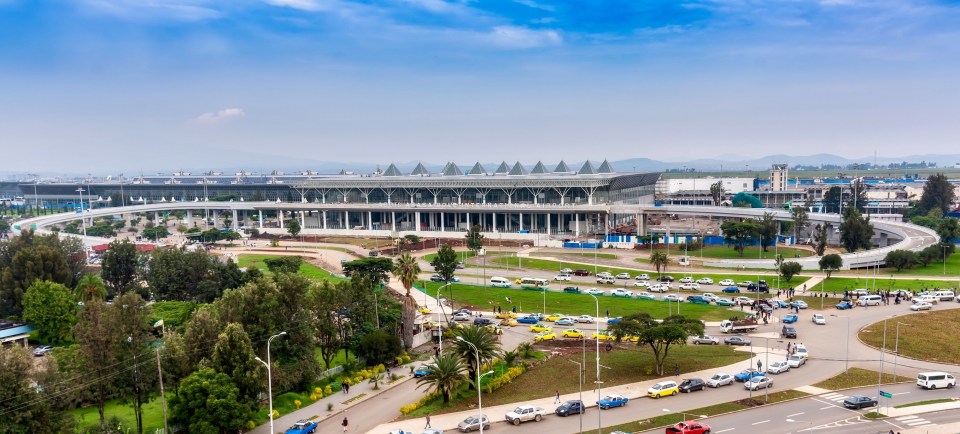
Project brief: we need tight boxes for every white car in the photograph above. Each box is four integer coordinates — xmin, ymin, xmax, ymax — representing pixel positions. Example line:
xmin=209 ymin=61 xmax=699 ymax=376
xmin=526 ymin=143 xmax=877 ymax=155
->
xmin=663 ymin=294 xmax=683 ymax=302
xmin=635 ymin=274 xmax=650 ymax=281
xmin=576 ymin=315 xmax=595 ymax=324
xmin=560 ymin=268 xmax=573 ymax=274
xmin=691 ymin=335 xmax=720 ymax=345
xmin=697 ymin=277 xmax=714 ymax=285
xmin=633 ymin=280 xmax=649 ymax=288
xmin=453 ymin=312 xmax=471 ymax=321
xmin=597 ymin=276 xmax=615 ymax=284
xmin=734 ymin=296 xmax=753 ymax=305
xmin=737 ymin=281 xmax=753 ymax=288
xmin=787 ymin=354 xmax=806 ymax=368
xmin=701 ymin=293 xmax=719 ymax=302
xmin=812 ymin=314 xmax=826 ymax=325
xmin=916 ymin=295 xmax=938 ymax=305
xmin=585 ymin=288 xmax=606 ymax=296
xmin=610 ymin=288 xmax=633 ymax=298
xmin=597 ymin=272 xmax=613 ymax=278
xmin=679 ymin=282 xmax=700 ymax=291
xmin=634 ymin=292 xmax=655 ymax=300
xmin=615 ymin=272 xmax=632 ymax=279
xmin=706 ymin=373 xmax=733 ymax=388
xmin=794 ymin=344 xmax=809 ymax=361
xmin=910 ymin=301 xmax=933 ymax=311
xmin=679 ymin=276 xmax=694 ymax=283
xmin=745 ymin=377 xmax=773 ymax=390
xmin=719 ymin=279 xmax=736 ymax=286
xmin=554 ymin=274 xmax=572 ymax=281
xmin=767 ymin=361 xmax=791 ymax=374
xmin=649 ymin=283 xmax=669 ymax=293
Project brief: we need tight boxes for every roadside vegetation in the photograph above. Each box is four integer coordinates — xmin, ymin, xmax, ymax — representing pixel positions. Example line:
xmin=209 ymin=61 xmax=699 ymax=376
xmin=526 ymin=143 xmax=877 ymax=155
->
xmin=858 ymin=310 xmax=960 ymax=365
xmin=812 ymin=368 xmax=901 ymax=390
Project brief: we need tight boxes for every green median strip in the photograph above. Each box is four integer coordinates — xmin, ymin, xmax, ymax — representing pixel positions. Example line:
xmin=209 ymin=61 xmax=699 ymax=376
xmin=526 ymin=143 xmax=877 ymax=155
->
xmin=894 ymin=398 xmax=955 ymax=409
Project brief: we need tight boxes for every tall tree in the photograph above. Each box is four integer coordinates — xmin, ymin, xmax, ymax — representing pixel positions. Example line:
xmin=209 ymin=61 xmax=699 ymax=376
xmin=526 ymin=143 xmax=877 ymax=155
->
xmin=839 ymin=208 xmax=874 ymax=253
xmin=22 ymin=281 xmax=77 ymax=345
xmin=464 ymin=224 xmax=485 ymax=254
xmin=169 ymin=369 xmax=252 ymax=433
xmin=709 ymin=181 xmax=725 ymax=206
xmin=452 ymin=325 xmax=501 ymax=390
xmin=74 ymin=274 xmax=107 ymax=303
xmin=823 ymin=186 xmax=842 ymax=213
xmin=72 ymin=300 xmax=121 ymax=429
xmin=415 ymin=353 xmax=467 ymax=403
xmin=0 ymin=245 xmax=72 ymax=317
xmin=650 ymin=250 xmax=669 ymax=276
xmin=812 ymin=223 xmax=829 ymax=255
xmin=147 ymin=249 xmax=241 ymax=302
xmin=430 ymin=244 xmax=458 ymax=284
xmin=0 ymin=346 xmax=76 ymax=433
xmin=818 ymin=254 xmax=843 ymax=278
xmin=100 ymin=240 xmax=140 ymax=296
xmin=884 ymin=250 xmax=918 ymax=271
xmin=310 ymin=281 xmax=347 ymax=370
xmin=158 ymin=331 xmax=193 ymax=398
xmin=211 ymin=323 xmax=265 ymax=406
xmin=732 ymin=192 xmax=762 ymax=208
xmin=790 ymin=206 xmax=810 ymax=242
xmin=919 ymin=173 xmax=956 ymax=216
xmin=113 ymin=292 xmax=156 ymax=434
xmin=779 ymin=262 xmax=803 ymax=282
xmin=392 ymin=253 xmax=421 ymax=348
xmin=846 ymin=179 xmax=868 ymax=213
xmin=287 ymin=218 xmax=301 ymax=237
xmin=183 ymin=305 xmax=221 ymax=367
xmin=757 ymin=212 xmax=778 ymax=252
xmin=720 ymin=220 xmax=760 ymax=257
xmin=936 ymin=217 xmax=960 ymax=256
xmin=608 ymin=313 xmax=704 ymax=375
xmin=342 ymin=257 xmax=394 ymax=286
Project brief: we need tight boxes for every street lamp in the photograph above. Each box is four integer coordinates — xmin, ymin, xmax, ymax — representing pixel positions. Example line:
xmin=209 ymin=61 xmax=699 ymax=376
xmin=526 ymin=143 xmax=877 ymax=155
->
xmin=457 ymin=337 xmax=490 ymax=434
xmin=877 ymin=317 xmax=891 ymax=413
xmin=76 ymin=187 xmax=87 ymax=238
xmin=586 ymin=293 xmax=600 ymax=434
xmin=893 ymin=322 xmax=911 ymax=382
xmin=437 ymin=282 xmax=454 ymax=351
xmin=568 ymin=359 xmax=584 ymax=434
xmin=830 ymin=314 xmax=850 ymax=372
xmin=255 ymin=331 xmax=287 ymax=434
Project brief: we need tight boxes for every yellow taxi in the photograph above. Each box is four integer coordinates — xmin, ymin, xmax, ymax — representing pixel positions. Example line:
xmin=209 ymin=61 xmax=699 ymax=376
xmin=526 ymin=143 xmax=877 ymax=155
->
xmin=647 ymin=380 xmax=679 ymax=399
xmin=423 ymin=320 xmax=441 ymax=330
xmin=545 ymin=313 xmax=566 ymax=322
xmin=534 ymin=331 xmax=557 ymax=342
xmin=500 ymin=318 xmax=519 ymax=327
xmin=591 ymin=330 xmax=614 ymax=341
xmin=562 ymin=329 xmax=585 ymax=339
xmin=621 ymin=335 xmax=639 ymax=343
xmin=418 ymin=307 xmax=432 ymax=315
xmin=529 ymin=323 xmax=552 ymax=333
xmin=495 ymin=311 xmax=517 ymax=319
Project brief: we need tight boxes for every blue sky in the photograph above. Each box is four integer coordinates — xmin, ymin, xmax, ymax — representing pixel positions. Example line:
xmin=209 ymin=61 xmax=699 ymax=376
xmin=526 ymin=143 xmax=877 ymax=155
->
xmin=2 ymin=0 xmax=960 ymax=173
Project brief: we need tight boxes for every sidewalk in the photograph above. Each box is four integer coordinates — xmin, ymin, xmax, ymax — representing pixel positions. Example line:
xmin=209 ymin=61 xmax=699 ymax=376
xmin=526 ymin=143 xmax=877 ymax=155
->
xmin=363 ymin=345 xmax=781 ymax=434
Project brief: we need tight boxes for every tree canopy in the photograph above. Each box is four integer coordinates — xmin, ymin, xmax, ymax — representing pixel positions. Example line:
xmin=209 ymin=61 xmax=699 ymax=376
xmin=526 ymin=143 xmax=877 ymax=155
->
xmin=720 ymin=220 xmax=759 ymax=257
xmin=608 ymin=313 xmax=704 ymax=375
xmin=818 ymin=254 xmax=843 ymax=278
xmin=839 ymin=208 xmax=874 ymax=253
xmin=22 ymin=281 xmax=77 ymax=345
xmin=430 ymin=244 xmax=459 ymax=283
xmin=919 ymin=173 xmax=956 ymax=216
xmin=731 ymin=192 xmax=762 ymax=208
xmin=342 ymin=257 xmax=394 ymax=286
xmin=465 ymin=225 xmax=484 ymax=253
xmin=100 ymin=240 xmax=140 ymax=296
xmin=170 ymin=369 xmax=252 ymax=434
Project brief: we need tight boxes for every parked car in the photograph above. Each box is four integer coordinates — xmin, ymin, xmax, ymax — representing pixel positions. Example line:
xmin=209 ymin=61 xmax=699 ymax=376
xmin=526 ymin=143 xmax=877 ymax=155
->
xmin=591 ymin=330 xmax=614 ymax=340
xmin=916 ymin=295 xmax=939 ymax=305
xmin=691 ymin=335 xmax=720 ymax=345
xmin=733 ymin=296 xmax=753 ymax=305
xmin=783 ymin=314 xmax=798 ymax=324
xmin=474 ymin=318 xmax=496 ymax=326
xmin=597 ymin=276 xmax=616 ymax=284
xmin=634 ymin=280 xmax=650 ymax=288
xmin=737 ymin=281 xmax=753 ymax=287
xmin=794 ymin=344 xmax=809 ymax=361
xmin=597 ymin=271 xmax=613 ymax=278
xmin=787 ymin=354 xmax=806 ymax=368
xmin=719 ymin=279 xmax=736 ymax=286
xmin=665 ymin=421 xmax=712 ymax=434
xmin=744 ymin=376 xmax=773 ymax=390
xmin=585 ymin=288 xmax=606 ymax=296
xmin=734 ymin=369 xmax=764 ymax=382
xmin=636 ymin=274 xmax=650 ymax=280
xmin=716 ymin=298 xmax=735 ymax=306
xmin=636 ymin=292 xmax=656 ymax=300
xmin=458 ymin=415 xmax=490 ymax=432
xmin=836 ymin=301 xmax=853 ymax=310
xmin=701 ymin=293 xmax=719 ymax=302
xmin=576 ymin=315 xmax=595 ymax=323
xmin=556 ymin=317 xmax=576 ymax=326
xmin=790 ymin=300 xmax=809 ymax=309
xmin=562 ymin=329 xmax=586 ymax=339
xmin=706 ymin=373 xmax=734 ymax=388
xmin=517 ymin=315 xmax=540 ymax=324
xmin=767 ymin=361 xmax=791 ymax=374
xmin=496 ymin=311 xmax=517 ymax=319
xmin=911 ymin=301 xmax=933 ymax=311
xmin=534 ymin=331 xmax=556 ymax=342
xmin=555 ymin=400 xmax=585 ymax=417
xmin=679 ymin=276 xmax=694 ymax=283
xmin=697 ymin=277 xmax=714 ymax=285
xmin=597 ymin=394 xmax=629 ymax=408
xmin=678 ymin=378 xmax=706 ymax=393
xmin=722 ymin=286 xmax=741 ymax=293
xmin=663 ymin=294 xmax=683 ymax=303
xmin=607 ymin=317 xmax=622 ymax=325
xmin=554 ymin=274 xmax=572 ymax=281
xmin=724 ymin=336 xmax=752 ymax=346
xmin=545 ymin=313 xmax=566 ymax=322
xmin=530 ymin=323 xmax=552 ymax=332
xmin=686 ymin=295 xmax=710 ymax=305
xmin=563 ymin=286 xmax=581 ymax=294
xmin=813 ymin=314 xmax=826 ymax=325
xmin=573 ymin=269 xmax=591 ymax=276
xmin=615 ymin=272 xmax=632 ymax=279
xmin=843 ymin=395 xmax=878 ymax=409
xmin=560 ymin=268 xmax=573 ymax=274
xmin=658 ymin=275 xmax=675 ymax=282
xmin=649 ymin=283 xmax=669 ymax=293
xmin=505 ymin=405 xmax=546 ymax=425
xmin=679 ymin=282 xmax=700 ymax=291
xmin=647 ymin=381 xmax=679 ymax=399
xmin=32 ymin=345 xmax=53 ymax=357
xmin=610 ymin=288 xmax=633 ymax=297
xmin=500 ymin=318 xmax=519 ymax=327
xmin=285 ymin=420 xmax=318 ymax=434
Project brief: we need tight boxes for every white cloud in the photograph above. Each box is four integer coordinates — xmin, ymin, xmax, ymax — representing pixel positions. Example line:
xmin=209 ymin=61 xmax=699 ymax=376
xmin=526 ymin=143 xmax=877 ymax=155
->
xmin=195 ymin=108 xmax=246 ymax=124
xmin=487 ymin=26 xmax=562 ymax=49
xmin=264 ymin=0 xmax=328 ymax=12
xmin=75 ymin=0 xmax=221 ymax=21
xmin=514 ymin=0 xmax=555 ymax=12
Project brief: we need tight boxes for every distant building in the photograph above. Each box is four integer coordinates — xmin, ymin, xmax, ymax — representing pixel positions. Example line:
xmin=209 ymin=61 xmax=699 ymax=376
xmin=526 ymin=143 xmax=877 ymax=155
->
xmin=769 ymin=163 xmax=789 ymax=192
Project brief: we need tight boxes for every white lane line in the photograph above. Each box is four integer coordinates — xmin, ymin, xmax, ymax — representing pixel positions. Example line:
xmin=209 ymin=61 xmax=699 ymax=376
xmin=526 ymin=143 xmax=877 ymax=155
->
xmin=820 ymin=406 xmax=835 ymax=410
xmin=715 ymin=429 xmax=735 ymax=433
xmin=896 ymin=416 xmax=919 ymax=421
xmin=892 ymin=392 xmax=911 ymax=396
xmin=752 ymin=420 xmax=770 ymax=425
xmin=787 ymin=412 xmax=805 ymax=417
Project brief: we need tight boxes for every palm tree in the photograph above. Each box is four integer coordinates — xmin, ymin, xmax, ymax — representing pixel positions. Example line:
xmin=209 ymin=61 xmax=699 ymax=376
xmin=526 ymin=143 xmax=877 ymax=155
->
xmin=392 ymin=253 xmax=422 ymax=348
xmin=650 ymin=250 xmax=669 ymax=276
xmin=74 ymin=274 xmax=107 ymax=303
xmin=415 ymin=353 xmax=466 ymax=403
xmin=452 ymin=325 xmax=501 ymax=389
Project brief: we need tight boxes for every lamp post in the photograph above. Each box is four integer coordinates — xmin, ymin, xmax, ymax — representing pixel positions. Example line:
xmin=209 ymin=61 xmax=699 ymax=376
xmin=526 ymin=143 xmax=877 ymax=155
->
xmin=877 ymin=317 xmax=890 ymax=413
xmin=458 ymin=337 xmax=490 ymax=434
xmin=437 ymin=282 xmax=453 ymax=351
xmin=568 ymin=359 xmax=584 ymax=434
xmin=586 ymin=293 xmax=600 ymax=434
xmin=831 ymin=314 xmax=850 ymax=372
xmin=255 ymin=331 xmax=287 ymax=434
xmin=893 ymin=322 xmax=911 ymax=382
xmin=76 ymin=187 xmax=87 ymax=238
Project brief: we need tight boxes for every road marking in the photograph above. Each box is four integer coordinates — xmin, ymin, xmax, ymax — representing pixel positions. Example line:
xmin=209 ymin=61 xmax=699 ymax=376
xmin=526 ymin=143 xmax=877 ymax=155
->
xmin=787 ymin=412 xmax=805 ymax=417
xmin=714 ymin=429 xmax=735 ymax=433
xmin=752 ymin=420 xmax=770 ymax=425
xmin=820 ymin=406 xmax=835 ymax=410
xmin=892 ymin=391 xmax=911 ymax=396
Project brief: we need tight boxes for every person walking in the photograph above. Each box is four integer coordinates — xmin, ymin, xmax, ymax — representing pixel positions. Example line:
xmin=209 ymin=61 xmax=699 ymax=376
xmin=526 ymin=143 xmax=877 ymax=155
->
xmin=555 ymin=390 xmax=561 ymax=404
xmin=425 ymin=415 xmax=431 ymax=429
xmin=342 ymin=417 xmax=349 ymax=432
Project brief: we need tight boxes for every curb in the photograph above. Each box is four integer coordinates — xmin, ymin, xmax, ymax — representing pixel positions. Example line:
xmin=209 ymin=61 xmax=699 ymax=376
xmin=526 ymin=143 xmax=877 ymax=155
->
xmin=279 ymin=374 xmax=416 ymax=434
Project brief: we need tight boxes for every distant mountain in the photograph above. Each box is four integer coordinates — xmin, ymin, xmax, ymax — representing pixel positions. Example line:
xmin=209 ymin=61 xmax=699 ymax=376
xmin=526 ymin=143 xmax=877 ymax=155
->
xmin=609 ymin=153 xmax=960 ymax=172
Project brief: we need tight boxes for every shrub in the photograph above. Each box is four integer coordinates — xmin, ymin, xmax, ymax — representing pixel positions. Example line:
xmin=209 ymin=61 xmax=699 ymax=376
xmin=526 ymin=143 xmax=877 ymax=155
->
xmin=324 ymin=385 xmax=333 ymax=395
xmin=400 ymin=390 xmax=443 ymax=415
xmin=483 ymin=366 xmax=525 ymax=393
xmin=327 ymin=403 xmax=334 ymax=411
xmin=294 ymin=400 xmax=302 ymax=409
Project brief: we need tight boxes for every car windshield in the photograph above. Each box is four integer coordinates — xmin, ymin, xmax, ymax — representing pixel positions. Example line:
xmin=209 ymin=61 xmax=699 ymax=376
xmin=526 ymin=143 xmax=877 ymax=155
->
xmin=603 ymin=395 xmax=617 ymax=400
xmin=711 ymin=375 xmax=723 ymax=380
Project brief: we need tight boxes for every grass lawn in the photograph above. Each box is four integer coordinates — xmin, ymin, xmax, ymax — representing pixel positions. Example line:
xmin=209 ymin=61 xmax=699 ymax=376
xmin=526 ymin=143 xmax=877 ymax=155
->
xmin=894 ymin=398 xmax=955 ymax=408
xmin=858 ymin=310 xmax=960 ymax=365
xmin=71 ymin=393 xmax=172 ymax=433
xmin=150 ymin=301 xmax=198 ymax=331
xmin=418 ymin=282 xmax=742 ymax=321
xmin=421 ymin=251 xmax=511 ymax=265
xmin=409 ymin=345 xmax=751 ymax=418
xmin=601 ymin=389 xmax=809 ymax=433
xmin=237 ymin=253 xmax=347 ymax=283
xmin=812 ymin=368 xmax=900 ymax=390
xmin=843 ymin=253 xmax=960 ymax=278
xmin=808 ymin=276 xmax=958 ymax=293
xmin=693 ymin=245 xmax=814 ymax=260
xmin=537 ymin=251 xmax=619 ymax=260
xmin=313 ymin=348 xmax=355 ymax=369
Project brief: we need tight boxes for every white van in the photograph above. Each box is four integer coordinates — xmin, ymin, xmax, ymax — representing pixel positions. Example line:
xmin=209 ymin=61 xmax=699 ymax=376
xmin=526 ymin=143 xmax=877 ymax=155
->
xmin=857 ymin=295 xmax=882 ymax=306
xmin=933 ymin=290 xmax=955 ymax=302
xmin=917 ymin=372 xmax=956 ymax=390
xmin=489 ymin=277 xmax=512 ymax=288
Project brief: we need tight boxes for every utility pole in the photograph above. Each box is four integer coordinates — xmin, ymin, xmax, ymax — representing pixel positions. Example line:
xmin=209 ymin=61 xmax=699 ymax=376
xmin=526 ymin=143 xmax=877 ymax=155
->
xmin=156 ymin=346 xmax=169 ymax=434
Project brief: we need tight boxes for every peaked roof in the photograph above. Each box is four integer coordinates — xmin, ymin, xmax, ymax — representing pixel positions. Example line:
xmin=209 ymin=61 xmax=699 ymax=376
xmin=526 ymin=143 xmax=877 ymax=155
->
xmin=411 ymin=162 xmax=430 ymax=176
xmin=554 ymin=160 xmax=571 ymax=173
xmin=578 ymin=161 xmax=597 ymax=175
xmin=530 ymin=161 xmax=548 ymax=174
xmin=383 ymin=164 xmax=403 ymax=177
xmin=468 ymin=162 xmax=487 ymax=175
xmin=508 ymin=161 xmax=527 ymax=176
xmin=597 ymin=159 xmax=614 ymax=174
xmin=494 ymin=161 xmax=510 ymax=174
xmin=442 ymin=162 xmax=463 ymax=176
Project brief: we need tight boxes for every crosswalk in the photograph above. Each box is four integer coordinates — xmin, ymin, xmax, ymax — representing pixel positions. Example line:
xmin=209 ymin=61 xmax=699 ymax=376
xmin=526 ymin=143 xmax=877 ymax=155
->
xmin=818 ymin=392 xmax=848 ymax=403
xmin=895 ymin=415 xmax=932 ymax=427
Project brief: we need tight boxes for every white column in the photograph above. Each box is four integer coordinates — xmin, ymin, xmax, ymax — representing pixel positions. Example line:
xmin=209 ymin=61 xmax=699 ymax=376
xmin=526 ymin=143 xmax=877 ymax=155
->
xmin=415 ymin=212 xmax=421 ymax=230
xmin=322 ymin=211 xmax=328 ymax=229
xmin=391 ymin=212 xmax=396 ymax=232
xmin=279 ymin=210 xmax=284 ymax=229
xmin=467 ymin=212 xmax=471 ymax=229
xmin=300 ymin=211 xmax=305 ymax=227
xmin=547 ymin=213 xmax=551 ymax=235
xmin=186 ymin=210 xmax=193 ymax=226
xmin=440 ymin=212 xmax=445 ymax=232
xmin=368 ymin=211 xmax=373 ymax=230
xmin=519 ymin=213 xmax=523 ymax=231
xmin=232 ymin=210 xmax=239 ymax=231
xmin=575 ymin=213 xmax=580 ymax=237
xmin=344 ymin=211 xmax=349 ymax=229
xmin=258 ymin=210 xmax=263 ymax=229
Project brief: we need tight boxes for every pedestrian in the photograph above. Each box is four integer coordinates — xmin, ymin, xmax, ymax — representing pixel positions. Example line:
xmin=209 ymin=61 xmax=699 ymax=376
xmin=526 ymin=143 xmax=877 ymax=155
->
xmin=674 ymin=363 xmax=680 ymax=377
xmin=555 ymin=390 xmax=561 ymax=404
xmin=606 ymin=309 xmax=610 ymax=318
xmin=341 ymin=380 xmax=347 ymax=394
xmin=345 ymin=382 xmax=350 ymax=394
xmin=787 ymin=342 xmax=791 ymax=354
xmin=425 ymin=416 xmax=431 ymax=429
xmin=342 ymin=417 xmax=349 ymax=432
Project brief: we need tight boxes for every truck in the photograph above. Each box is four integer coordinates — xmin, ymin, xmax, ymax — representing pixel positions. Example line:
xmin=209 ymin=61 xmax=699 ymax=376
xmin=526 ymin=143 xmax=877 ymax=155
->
xmin=719 ymin=316 xmax=759 ymax=333
xmin=505 ymin=404 xmax=547 ymax=425
xmin=284 ymin=420 xmax=318 ymax=434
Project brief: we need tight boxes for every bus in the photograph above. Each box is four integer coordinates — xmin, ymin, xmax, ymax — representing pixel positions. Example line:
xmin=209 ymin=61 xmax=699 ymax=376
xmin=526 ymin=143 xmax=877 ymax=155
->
xmin=519 ymin=278 xmax=548 ymax=291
